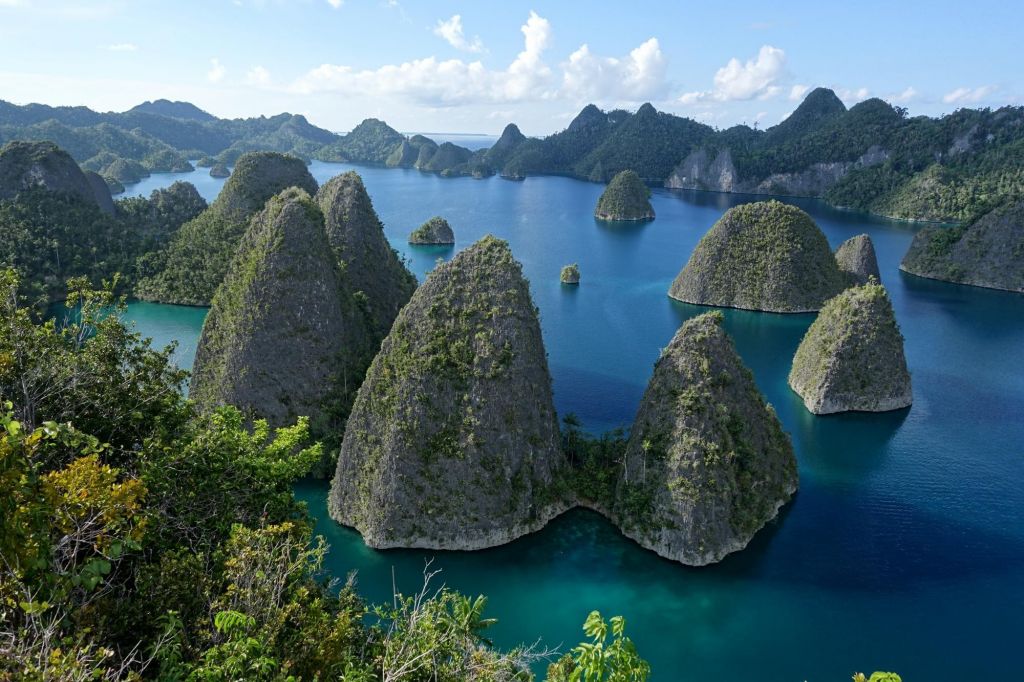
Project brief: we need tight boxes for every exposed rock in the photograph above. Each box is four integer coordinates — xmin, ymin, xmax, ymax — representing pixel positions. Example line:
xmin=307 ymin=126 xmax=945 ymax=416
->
xmin=190 ymin=187 xmax=371 ymax=427
xmin=789 ymin=283 xmax=912 ymax=414
xmin=834 ymin=233 xmax=881 ymax=285
xmin=900 ymin=200 xmax=1024 ymax=293
xmin=82 ymin=170 xmax=115 ymax=214
xmin=0 ymin=141 xmax=103 ymax=208
xmin=666 ymin=147 xmax=737 ymax=192
xmin=314 ymin=171 xmax=417 ymax=338
xmin=595 ymin=170 xmax=655 ymax=221
xmin=612 ymin=312 xmax=798 ymax=565
xmin=669 ymin=200 xmax=847 ymax=313
xmin=135 ymin=151 xmax=317 ymax=305
xmin=560 ymin=263 xmax=580 ymax=285
xmin=209 ymin=163 xmax=230 ymax=178
xmin=330 ymin=235 xmax=568 ymax=550
xmin=409 ymin=216 xmax=454 ymax=245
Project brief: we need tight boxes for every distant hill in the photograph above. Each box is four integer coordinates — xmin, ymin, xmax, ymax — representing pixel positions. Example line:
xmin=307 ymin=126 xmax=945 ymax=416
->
xmin=2 ymin=89 xmax=1022 ymax=222
xmin=129 ymin=99 xmax=216 ymax=122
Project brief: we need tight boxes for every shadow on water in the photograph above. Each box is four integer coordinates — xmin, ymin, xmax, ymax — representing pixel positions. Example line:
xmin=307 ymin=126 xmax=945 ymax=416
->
xmin=788 ymin=405 xmax=909 ymax=476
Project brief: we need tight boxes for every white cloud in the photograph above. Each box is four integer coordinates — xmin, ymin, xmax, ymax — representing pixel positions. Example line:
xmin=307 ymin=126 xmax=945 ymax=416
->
xmin=326 ymin=0 xmax=343 ymax=8
xmin=246 ymin=65 xmax=271 ymax=86
xmin=788 ymin=84 xmax=809 ymax=101
xmin=207 ymin=58 xmax=226 ymax=83
xmin=943 ymin=85 xmax=996 ymax=104
xmin=836 ymin=87 xmax=870 ymax=105
xmin=891 ymin=86 xmax=918 ymax=103
xmin=681 ymin=45 xmax=786 ymax=104
xmin=561 ymin=37 xmax=666 ymax=102
xmin=433 ymin=14 xmax=484 ymax=53
xmin=106 ymin=42 xmax=138 ymax=52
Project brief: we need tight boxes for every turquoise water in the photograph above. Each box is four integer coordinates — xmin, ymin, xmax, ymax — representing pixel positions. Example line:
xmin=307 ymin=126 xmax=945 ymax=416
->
xmin=123 ymin=162 xmax=1024 ymax=680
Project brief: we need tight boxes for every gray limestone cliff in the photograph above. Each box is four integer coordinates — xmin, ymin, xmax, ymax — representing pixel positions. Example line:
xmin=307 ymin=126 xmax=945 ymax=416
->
xmin=834 ymin=233 xmax=881 ymax=285
xmin=612 ymin=312 xmax=798 ymax=565
xmin=190 ymin=187 xmax=371 ymax=427
xmin=315 ymin=171 xmax=417 ymax=338
xmin=789 ymin=283 xmax=912 ymax=414
xmin=329 ymin=235 xmax=568 ymax=549
xmin=0 ymin=141 xmax=112 ymax=213
xmin=409 ymin=216 xmax=455 ymax=245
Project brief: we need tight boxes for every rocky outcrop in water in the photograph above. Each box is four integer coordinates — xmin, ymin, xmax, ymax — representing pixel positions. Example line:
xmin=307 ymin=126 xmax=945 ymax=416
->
xmin=102 ymin=158 xmax=149 ymax=184
xmin=408 ymin=216 xmax=454 ymax=245
xmin=612 ymin=312 xmax=798 ymax=565
xmin=315 ymin=171 xmax=417 ymax=338
xmin=789 ymin=283 xmax=912 ymax=414
xmin=190 ymin=187 xmax=371 ymax=427
xmin=135 ymin=151 xmax=317 ymax=305
xmin=560 ymin=263 xmax=580 ymax=285
xmin=900 ymin=200 xmax=1024 ymax=293
xmin=0 ymin=141 xmax=111 ymax=213
xmin=329 ymin=235 xmax=568 ymax=550
xmin=668 ymin=200 xmax=847 ymax=312
xmin=209 ymin=163 xmax=230 ymax=178
xmin=595 ymin=170 xmax=655 ymax=221
xmin=835 ymin=233 xmax=881 ymax=285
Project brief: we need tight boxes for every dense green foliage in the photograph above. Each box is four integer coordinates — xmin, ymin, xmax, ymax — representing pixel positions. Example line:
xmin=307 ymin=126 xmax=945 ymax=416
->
xmin=595 ymin=171 xmax=654 ymax=221
xmin=408 ymin=216 xmax=455 ymax=244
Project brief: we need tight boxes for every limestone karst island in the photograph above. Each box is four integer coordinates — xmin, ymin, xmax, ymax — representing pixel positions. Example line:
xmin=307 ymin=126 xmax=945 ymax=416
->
xmin=3 ymin=3 xmax=1022 ymax=680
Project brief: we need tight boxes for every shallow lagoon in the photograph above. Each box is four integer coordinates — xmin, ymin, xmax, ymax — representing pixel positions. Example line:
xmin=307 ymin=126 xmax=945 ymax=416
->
xmin=123 ymin=161 xmax=1024 ymax=680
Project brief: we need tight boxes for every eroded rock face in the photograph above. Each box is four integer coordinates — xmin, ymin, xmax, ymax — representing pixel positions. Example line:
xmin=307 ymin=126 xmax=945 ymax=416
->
xmin=190 ymin=188 xmax=371 ymax=427
xmin=900 ymin=200 xmax=1024 ymax=293
xmin=0 ymin=141 xmax=107 ymax=211
xmin=83 ymin=170 xmax=115 ymax=215
xmin=665 ymin=148 xmax=737 ymax=192
xmin=789 ymin=283 xmax=912 ymax=414
xmin=613 ymin=312 xmax=798 ymax=565
xmin=315 ymin=171 xmax=417 ymax=338
xmin=409 ymin=216 xmax=455 ymax=245
xmin=330 ymin=235 xmax=568 ymax=550
xmin=595 ymin=170 xmax=655 ymax=221
xmin=835 ymin=233 xmax=881 ymax=285
xmin=669 ymin=200 xmax=847 ymax=313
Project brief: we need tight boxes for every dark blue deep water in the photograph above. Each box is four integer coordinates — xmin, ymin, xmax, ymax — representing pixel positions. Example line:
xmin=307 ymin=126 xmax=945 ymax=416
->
xmin=121 ymin=161 xmax=1024 ymax=681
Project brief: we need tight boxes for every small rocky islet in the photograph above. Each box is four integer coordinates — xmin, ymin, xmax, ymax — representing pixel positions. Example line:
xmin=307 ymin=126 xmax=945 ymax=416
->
xmin=900 ymin=199 xmax=1024 ymax=293
xmin=408 ymin=216 xmax=455 ymax=245
xmin=669 ymin=200 xmax=854 ymax=313
xmin=789 ymin=283 xmax=912 ymax=414
xmin=560 ymin=263 xmax=580 ymax=285
xmin=835 ymin=233 xmax=882 ymax=285
xmin=595 ymin=169 xmax=655 ymax=221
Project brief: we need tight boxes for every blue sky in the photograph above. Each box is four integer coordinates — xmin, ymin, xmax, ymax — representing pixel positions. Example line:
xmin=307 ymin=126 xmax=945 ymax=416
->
xmin=0 ymin=0 xmax=1019 ymax=135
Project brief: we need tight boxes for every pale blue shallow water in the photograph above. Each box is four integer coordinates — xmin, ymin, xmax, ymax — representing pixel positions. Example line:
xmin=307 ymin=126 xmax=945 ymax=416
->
xmin=121 ymin=161 xmax=1024 ymax=681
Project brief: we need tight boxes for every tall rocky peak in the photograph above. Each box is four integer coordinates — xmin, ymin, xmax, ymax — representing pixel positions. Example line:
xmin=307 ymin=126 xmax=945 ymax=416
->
xmin=595 ymin=170 xmax=655 ymax=221
xmin=789 ymin=283 xmax=912 ymax=414
xmin=613 ymin=312 xmax=798 ymax=566
xmin=567 ymin=104 xmax=608 ymax=132
xmin=0 ymin=140 xmax=112 ymax=213
xmin=834 ymin=233 xmax=881 ymax=285
xmin=900 ymin=200 xmax=1024 ymax=293
xmin=134 ymin=151 xmax=318 ymax=305
xmin=329 ymin=235 xmax=568 ymax=550
xmin=190 ymin=187 xmax=371 ymax=428
xmin=766 ymin=87 xmax=846 ymax=141
xmin=212 ymin=151 xmax=318 ymax=221
xmin=483 ymin=123 xmax=527 ymax=168
xmin=669 ymin=200 xmax=847 ymax=312
xmin=314 ymin=171 xmax=416 ymax=337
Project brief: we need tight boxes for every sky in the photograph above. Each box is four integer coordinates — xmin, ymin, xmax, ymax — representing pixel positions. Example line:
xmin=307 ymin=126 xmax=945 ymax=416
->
xmin=0 ymin=0 xmax=1020 ymax=135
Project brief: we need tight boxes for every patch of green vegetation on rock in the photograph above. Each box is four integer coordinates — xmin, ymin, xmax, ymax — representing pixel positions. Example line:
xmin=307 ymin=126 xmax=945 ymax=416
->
xmin=595 ymin=170 xmax=655 ymax=221
xmin=834 ymin=233 xmax=881 ymax=286
xmin=789 ymin=282 xmax=912 ymax=414
xmin=560 ymin=263 xmax=580 ymax=285
xmin=612 ymin=311 xmax=798 ymax=565
xmin=329 ymin=235 xmax=568 ymax=549
xmin=669 ymin=200 xmax=847 ymax=312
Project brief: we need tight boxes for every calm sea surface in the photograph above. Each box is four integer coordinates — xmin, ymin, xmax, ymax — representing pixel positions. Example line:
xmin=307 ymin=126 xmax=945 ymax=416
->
xmin=120 ymin=160 xmax=1024 ymax=681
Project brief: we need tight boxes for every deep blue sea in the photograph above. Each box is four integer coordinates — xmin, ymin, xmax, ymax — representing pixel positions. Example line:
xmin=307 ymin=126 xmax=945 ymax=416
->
xmin=119 ymin=160 xmax=1024 ymax=681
